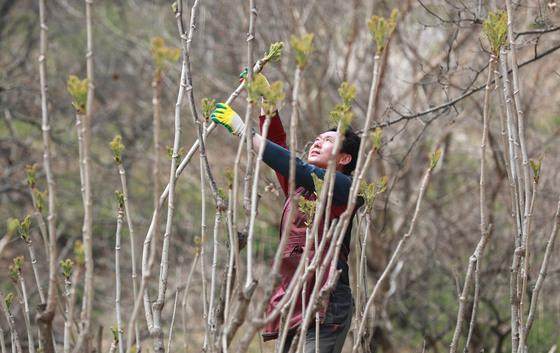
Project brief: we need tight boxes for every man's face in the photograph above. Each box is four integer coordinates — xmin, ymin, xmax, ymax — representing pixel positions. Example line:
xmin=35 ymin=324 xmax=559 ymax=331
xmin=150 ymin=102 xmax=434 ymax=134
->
xmin=307 ymin=131 xmax=351 ymax=171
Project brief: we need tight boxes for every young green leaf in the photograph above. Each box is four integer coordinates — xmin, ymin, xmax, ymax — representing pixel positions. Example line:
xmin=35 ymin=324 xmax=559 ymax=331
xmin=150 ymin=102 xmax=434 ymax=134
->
xmin=115 ymin=191 xmax=125 ymax=209
xmin=201 ymin=98 xmax=216 ymax=121
xmin=60 ymin=259 xmax=74 ymax=281
xmin=25 ymin=164 xmax=37 ymax=188
xmin=430 ymin=148 xmax=442 ymax=170
xmin=110 ymin=135 xmax=125 ymax=163
xmin=8 ymin=256 xmax=24 ymax=282
xmin=482 ymin=11 xmax=508 ymax=56
xmin=297 ymin=197 xmax=316 ymax=227
xmin=529 ymin=157 xmax=543 ymax=184
xmin=74 ymin=240 xmax=85 ymax=267
xmin=4 ymin=292 xmax=14 ymax=310
xmin=151 ymin=36 xmax=181 ymax=75
xmin=290 ymin=33 xmax=315 ymax=69
xmin=67 ymin=75 xmax=89 ymax=113
xmin=371 ymin=128 xmax=383 ymax=152
xmin=6 ymin=218 xmax=19 ymax=237
xmin=17 ymin=216 xmax=31 ymax=242
xmin=367 ymin=9 xmax=398 ymax=54
xmin=263 ymin=42 xmax=284 ymax=63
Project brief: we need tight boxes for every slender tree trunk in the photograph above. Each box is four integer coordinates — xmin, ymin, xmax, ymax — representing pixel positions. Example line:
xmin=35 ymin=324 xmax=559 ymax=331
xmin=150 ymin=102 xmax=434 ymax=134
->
xmin=36 ymin=1 xmax=58 ymax=352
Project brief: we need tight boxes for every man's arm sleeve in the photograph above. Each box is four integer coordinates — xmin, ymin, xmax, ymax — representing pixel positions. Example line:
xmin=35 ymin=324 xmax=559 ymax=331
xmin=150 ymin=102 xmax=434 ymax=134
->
xmin=259 ymin=111 xmax=289 ymax=196
xmin=262 ymin=141 xmax=353 ymax=204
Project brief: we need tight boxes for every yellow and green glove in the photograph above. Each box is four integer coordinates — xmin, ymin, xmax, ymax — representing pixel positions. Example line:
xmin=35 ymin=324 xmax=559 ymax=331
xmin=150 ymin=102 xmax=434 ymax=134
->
xmin=210 ymin=103 xmax=246 ymax=136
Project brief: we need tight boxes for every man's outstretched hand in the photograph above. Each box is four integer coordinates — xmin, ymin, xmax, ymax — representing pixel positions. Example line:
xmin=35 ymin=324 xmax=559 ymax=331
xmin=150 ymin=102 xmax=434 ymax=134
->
xmin=210 ymin=103 xmax=246 ymax=137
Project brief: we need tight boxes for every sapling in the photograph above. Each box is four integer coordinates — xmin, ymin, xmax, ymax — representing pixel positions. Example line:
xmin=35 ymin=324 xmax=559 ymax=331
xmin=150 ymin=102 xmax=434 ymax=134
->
xmin=60 ymin=258 xmax=74 ymax=353
xmin=36 ymin=1 xmax=58 ymax=351
xmin=68 ymin=72 xmax=94 ymax=353
xmin=0 ymin=291 xmax=22 ymax=353
xmin=353 ymin=149 xmax=440 ymax=353
xmin=450 ymin=11 xmax=507 ymax=353
xmin=9 ymin=256 xmax=35 ymax=353
xmin=110 ymin=135 xmax=140 ymax=351
xmin=25 ymin=164 xmax=49 ymax=255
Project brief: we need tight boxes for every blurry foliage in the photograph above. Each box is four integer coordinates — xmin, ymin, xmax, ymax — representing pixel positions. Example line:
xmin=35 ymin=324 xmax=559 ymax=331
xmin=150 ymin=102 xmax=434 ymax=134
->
xmin=110 ymin=135 xmax=125 ymax=163
xmin=74 ymin=240 xmax=85 ymax=267
xmin=297 ymin=197 xmax=316 ymax=227
xmin=151 ymin=36 xmax=180 ymax=79
xmin=8 ymin=256 xmax=24 ymax=282
xmin=367 ymin=9 xmax=398 ymax=54
xmin=4 ymin=292 xmax=14 ymax=310
xmin=115 ymin=190 xmax=125 ymax=209
xmin=290 ymin=33 xmax=315 ymax=69
xmin=329 ymin=82 xmax=356 ymax=132
xmin=67 ymin=75 xmax=89 ymax=113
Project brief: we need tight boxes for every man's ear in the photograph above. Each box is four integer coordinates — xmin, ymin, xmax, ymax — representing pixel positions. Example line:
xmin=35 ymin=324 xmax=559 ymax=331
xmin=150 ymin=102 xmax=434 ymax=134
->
xmin=337 ymin=153 xmax=352 ymax=167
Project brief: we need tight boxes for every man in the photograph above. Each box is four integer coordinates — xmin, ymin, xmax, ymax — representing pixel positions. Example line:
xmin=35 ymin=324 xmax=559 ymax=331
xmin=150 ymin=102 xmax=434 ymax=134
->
xmin=211 ymin=98 xmax=362 ymax=353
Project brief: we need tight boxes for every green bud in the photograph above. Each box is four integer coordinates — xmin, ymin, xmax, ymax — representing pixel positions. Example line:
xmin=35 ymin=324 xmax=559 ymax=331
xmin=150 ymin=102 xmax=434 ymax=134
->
xmin=371 ymin=128 xmax=383 ymax=152
xmin=224 ymin=168 xmax=234 ymax=189
xmin=482 ymin=11 xmax=508 ymax=56
xmin=74 ymin=240 xmax=85 ymax=267
xmin=111 ymin=326 xmax=120 ymax=342
xmin=311 ymin=173 xmax=324 ymax=197
xmin=6 ymin=218 xmax=19 ymax=237
xmin=529 ymin=157 xmax=543 ymax=184
xmin=218 ymin=188 xmax=228 ymax=203
xmin=67 ymin=75 xmax=89 ymax=113
xmin=33 ymin=189 xmax=46 ymax=213
xmin=115 ymin=191 xmax=125 ymax=209
xmin=110 ymin=135 xmax=125 ymax=163
xmin=290 ymin=33 xmax=315 ymax=69
xmin=367 ymin=9 xmax=398 ymax=54
xmin=358 ymin=175 xmax=388 ymax=210
xmin=8 ymin=256 xmax=24 ymax=282
xmin=329 ymin=81 xmax=356 ymax=132
xmin=263 ymin=42 xmax=284 ymax=63
xmin=166 ymin=146 xmax=185 ymax=162
xmin=151 ymin=36 xmax=181 ymax=71
xmin=430 ymin=148 xmax=442 ymax=170
xmin=25 ymin=164 xmax=37 ymax=188
xmin=297 ymin=197 xmax=316 ymax=227
xmin=4 ymin=292 xmax=14 ymax=310
xmin=60 ymin=259 xmax=74 ymax=280
xmin=338 ymin=82 xmax=356 ymax=106
xmin=201 ymin=98 xmax=216 ymax=121
xmin=17 ymin=216 xmax=31 ymax=242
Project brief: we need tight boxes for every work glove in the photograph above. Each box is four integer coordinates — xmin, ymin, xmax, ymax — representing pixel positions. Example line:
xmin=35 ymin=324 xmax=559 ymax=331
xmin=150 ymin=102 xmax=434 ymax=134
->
xmin=210 ymin=103 xmax=246 ymax=137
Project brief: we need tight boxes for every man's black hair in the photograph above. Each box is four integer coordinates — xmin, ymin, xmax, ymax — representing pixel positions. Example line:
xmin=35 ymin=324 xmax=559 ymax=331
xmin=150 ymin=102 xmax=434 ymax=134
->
xmin=329 ymin=127 xmax=361 ymax=175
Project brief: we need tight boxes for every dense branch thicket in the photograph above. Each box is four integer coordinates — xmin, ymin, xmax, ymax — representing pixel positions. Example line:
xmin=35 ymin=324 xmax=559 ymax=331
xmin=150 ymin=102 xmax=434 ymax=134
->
xmin=0 ymin=1 xmax=559 ymax=352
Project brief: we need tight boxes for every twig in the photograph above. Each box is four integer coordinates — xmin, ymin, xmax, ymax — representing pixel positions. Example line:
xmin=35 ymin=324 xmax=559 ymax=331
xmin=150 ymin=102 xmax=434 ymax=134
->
xmin=74 ymin=0 xmax=96 ymax=351
xmin=114 ymin=205 xmax=125 ymax=353
xmin=524 ymin=199 xmax=560 ymax=335
xmin=352 ymin=161 xmax=435 ymax=353
xmin=166 ymin=290 xmax=179 ymax=353
xmin=16 ymin=273 xmax=36 ymax=353
xmin=181 ymin=254 xmax=200 ymax=352
xmin=36 ymin=0 xmax=58 ymax=351
xmin=0 ymin=291 xmax=22 ymax=353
